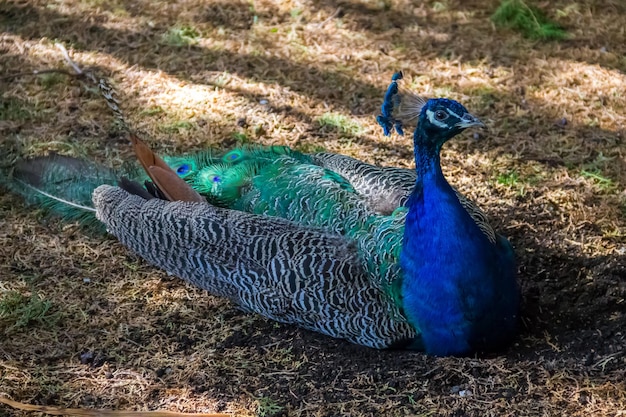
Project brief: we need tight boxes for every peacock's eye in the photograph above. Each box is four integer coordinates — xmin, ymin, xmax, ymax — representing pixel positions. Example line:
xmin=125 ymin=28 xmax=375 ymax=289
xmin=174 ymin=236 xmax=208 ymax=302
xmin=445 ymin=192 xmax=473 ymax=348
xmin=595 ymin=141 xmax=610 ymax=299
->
xmin=177 ymin=164 xmax=191 ymax=175
xmin=435 ymin=110 xmax=448 ymax=121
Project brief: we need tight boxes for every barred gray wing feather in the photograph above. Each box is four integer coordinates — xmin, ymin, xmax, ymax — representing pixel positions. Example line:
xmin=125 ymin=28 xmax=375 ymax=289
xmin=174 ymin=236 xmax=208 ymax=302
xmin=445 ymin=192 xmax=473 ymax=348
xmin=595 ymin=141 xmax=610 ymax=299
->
xmin=310 ymin=152 xmax=497 ymax=243
xmin=93 ymin=185 xmax=416 ymax=348
xmin=311 ymin=152 xmax=416 ymax=214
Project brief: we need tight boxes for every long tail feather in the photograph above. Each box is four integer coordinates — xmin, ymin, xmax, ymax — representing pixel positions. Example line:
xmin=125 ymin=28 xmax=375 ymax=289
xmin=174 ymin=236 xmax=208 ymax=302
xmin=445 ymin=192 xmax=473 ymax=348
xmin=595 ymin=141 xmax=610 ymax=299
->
xmin=9 ymin=154 xmax=121 ymax=228
xmin=9 ymin=71 xmax=205 ymax=232
xmin=13 ymin=179 xmax=96 ymax=213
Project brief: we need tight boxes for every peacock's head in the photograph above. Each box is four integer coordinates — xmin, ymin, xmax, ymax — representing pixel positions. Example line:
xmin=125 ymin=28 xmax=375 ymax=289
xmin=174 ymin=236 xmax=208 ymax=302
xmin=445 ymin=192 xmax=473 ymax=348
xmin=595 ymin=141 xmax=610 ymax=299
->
xmin=417 ymin=98 xmax=484 ymax=146
xmin=377 ymin=72 xmax=484 ymax=149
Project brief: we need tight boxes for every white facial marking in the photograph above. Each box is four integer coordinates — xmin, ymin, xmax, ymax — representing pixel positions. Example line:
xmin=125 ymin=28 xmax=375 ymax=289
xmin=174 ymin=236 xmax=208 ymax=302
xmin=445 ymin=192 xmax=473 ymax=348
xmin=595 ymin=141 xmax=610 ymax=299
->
xmin=426 ymin=109 xmax=448 ymax=129
xmin=446 ymin=108 xmax=463 ymax=121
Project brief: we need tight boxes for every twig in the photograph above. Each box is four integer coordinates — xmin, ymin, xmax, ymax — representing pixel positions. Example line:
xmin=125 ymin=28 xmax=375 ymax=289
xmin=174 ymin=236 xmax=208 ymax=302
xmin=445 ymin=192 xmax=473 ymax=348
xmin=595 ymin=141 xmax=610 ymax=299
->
xmin=316 ymin=7 xmax=342 ymax=27
xmin=0 ymin=43 xmax=96 ymax=83
xmin=55 ymin=42 xmax=97 ymax=83
xmin=0 ymin=397 xmax=231 ymax=417
xmin=53 ymin=43 xmax=128 ymax=129
xmin=55 ymin=43 xmax=84 ymax=75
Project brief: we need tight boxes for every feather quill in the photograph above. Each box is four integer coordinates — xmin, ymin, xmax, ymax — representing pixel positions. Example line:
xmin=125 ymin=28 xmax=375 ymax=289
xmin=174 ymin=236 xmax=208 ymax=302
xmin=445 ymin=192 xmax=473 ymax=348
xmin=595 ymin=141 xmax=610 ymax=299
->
xmin=12 ymin=179 xmax=96 ymax=213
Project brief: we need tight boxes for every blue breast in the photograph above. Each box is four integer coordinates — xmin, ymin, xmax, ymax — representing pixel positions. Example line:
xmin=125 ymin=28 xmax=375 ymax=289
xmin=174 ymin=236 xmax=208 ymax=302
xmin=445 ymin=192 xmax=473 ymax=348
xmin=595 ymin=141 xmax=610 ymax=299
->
xmin=400 ymin=171 xmax=519 ymax=356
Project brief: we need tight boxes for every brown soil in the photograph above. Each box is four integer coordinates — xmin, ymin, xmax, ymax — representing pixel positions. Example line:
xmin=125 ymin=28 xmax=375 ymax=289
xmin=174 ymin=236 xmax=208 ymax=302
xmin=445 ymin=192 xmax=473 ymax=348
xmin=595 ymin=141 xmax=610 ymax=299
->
xmin=0 ymin=1 xmax=625 ymax=416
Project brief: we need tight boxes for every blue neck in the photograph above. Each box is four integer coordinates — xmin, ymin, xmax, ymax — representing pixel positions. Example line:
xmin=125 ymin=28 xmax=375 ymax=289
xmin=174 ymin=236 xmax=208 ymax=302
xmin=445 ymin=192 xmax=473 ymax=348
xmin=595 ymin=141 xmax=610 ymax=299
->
xmin=400 ymin=128 xmax=498 ymax=355
xmin=412 ymin=131 xmax=444 ymax=186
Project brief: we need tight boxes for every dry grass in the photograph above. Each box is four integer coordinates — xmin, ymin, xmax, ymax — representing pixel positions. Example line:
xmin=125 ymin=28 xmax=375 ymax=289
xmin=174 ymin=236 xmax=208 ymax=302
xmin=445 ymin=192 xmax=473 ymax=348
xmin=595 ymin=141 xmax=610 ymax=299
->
xmin=1 ymin=0 xmax=625 ymax=416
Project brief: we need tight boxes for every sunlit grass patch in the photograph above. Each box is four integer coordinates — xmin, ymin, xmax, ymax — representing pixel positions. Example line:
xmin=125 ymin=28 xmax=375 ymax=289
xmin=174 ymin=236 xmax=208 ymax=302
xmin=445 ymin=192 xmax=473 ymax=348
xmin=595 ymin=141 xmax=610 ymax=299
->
xmin=290 ymin=8 xmax=302 ymax=19
xmin=160 ymin=120 xmax=194 ymax=133
xmin=497 ymin=169 xmax=521 ymax=187
xmin=431 ymin=2 xmax=449 ymax=13
xmin=496 ymin=167 xmax=545 ymax=197
xmin=579 ymin=152 xmax=620 ymax=193
xmin=317 ymin=113 xmax=364 ymax=137
xmin=496 ymin=169 xmax=529 ymax=196
xmin=140 ymin=105 xmax=165 ymax=117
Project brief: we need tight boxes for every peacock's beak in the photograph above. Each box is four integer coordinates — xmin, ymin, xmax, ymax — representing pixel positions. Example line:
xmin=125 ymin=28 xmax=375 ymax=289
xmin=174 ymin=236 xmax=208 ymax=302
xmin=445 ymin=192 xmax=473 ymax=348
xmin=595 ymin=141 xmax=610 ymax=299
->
xmin=456 ymin=113 xmax=485 ymax=129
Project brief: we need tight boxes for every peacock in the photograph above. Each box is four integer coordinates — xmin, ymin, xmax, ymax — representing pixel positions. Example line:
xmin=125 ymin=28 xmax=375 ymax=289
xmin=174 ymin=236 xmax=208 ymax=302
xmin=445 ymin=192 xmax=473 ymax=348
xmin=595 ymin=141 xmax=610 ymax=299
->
xmin=9 ymin=73 xmax=520 ymax=356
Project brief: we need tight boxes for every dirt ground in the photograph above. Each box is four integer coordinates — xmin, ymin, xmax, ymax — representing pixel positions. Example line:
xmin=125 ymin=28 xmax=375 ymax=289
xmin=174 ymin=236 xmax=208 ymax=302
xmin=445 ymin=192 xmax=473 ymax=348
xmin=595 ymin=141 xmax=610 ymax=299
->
xmin=0 ymin=0 xmax=625 ymax=416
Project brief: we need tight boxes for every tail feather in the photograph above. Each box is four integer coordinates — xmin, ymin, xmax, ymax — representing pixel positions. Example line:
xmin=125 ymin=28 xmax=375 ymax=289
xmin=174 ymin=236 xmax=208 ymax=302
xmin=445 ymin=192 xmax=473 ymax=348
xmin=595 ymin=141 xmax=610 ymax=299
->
xmin=9 ymin=76 xmax=205 ymax=230
xmin=13 ymin=179 xmax=96 ymax=213
xmin=129 ymin=133 xmax=205 ymax=203
xmin=10 ymin=154 xmax=121 ymax=228
xmin=118 ymin=177 xmax=156 ymax=200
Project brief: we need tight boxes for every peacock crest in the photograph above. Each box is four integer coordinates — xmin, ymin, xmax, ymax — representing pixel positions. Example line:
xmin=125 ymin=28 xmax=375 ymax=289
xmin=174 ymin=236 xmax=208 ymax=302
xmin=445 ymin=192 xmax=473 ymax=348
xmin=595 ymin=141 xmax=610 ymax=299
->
xmin=377 ymin=71 xmax=427 ymax=136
